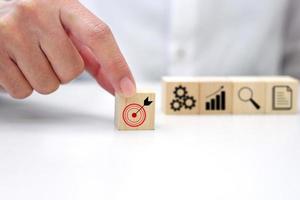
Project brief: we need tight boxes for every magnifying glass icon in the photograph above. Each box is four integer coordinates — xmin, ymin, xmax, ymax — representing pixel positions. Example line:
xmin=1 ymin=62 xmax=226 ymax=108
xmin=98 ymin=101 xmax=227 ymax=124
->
xmin=238 ymin=87 xmax=261 ymax=110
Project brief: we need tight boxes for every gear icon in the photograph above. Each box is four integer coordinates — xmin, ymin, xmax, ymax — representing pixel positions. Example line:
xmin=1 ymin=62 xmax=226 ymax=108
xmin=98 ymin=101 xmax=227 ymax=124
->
xmin=170 ymin=85 xmax=196 ymax=112
xmin=170 ymin=99 xmax=182 ymax=111
xmin=183 ymin=96 xmax=196 ymax=110
xmin=173 ymin=85 xmax=188 ymax=99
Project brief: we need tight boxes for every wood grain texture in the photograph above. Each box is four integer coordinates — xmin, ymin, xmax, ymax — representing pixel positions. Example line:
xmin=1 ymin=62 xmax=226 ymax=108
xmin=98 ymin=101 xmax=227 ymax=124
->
xmin=263 ymin=76 xmax=299 ymax=114
xmin=231 ymin=77 xmax=266 ymax=114
xmin=162 ymin=77 xmax=200 ymax=115
xmin=115 ymin=91 xmax=155 ymax=130
xmin=198 ymin=77 xmax=233 ymax=114
xmin=162 ymin=76 xmax=299 ymax=115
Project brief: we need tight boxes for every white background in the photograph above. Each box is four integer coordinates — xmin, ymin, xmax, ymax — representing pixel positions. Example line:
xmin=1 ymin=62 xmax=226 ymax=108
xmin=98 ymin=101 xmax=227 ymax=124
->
xmin=0 ymin=82 xmax=300 ymax=200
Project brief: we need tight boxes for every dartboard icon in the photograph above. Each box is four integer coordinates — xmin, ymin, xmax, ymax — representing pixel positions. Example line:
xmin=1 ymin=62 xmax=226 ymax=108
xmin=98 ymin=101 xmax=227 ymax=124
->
xmin=122 ymin=97 xmax=153 ymax=128
xmin=122 ymin=103 xmax=146 ymax=127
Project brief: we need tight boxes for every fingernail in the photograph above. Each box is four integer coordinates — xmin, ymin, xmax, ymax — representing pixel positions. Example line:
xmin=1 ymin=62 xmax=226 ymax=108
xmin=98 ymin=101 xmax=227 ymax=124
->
xmin=120 ymin=77 xmax=136 ymax=97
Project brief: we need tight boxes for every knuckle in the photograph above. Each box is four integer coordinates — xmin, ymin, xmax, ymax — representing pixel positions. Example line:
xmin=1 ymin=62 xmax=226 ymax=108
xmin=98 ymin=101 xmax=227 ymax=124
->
xmin=0 ymin=21 xmax=26 ymax=49
xmin=34 ymin=80 xmax=60 ymax=95
xmin=31 ymin=63 xmax=60 ymax=95
xmin=0 ymin=18 xmax=14 ymax=38
xmin=60 ymin=62 xmax=85 ymax=84
xmin=87 ymin=22 xmax=112 ymax=42
xmin=10 ymin=87 xmax=33 ymax=99
xmin=73 ymin=57 xmax=85 ymax=74
xmin=0 ymin=64 xmax=5 ymax=75
xmin=0 ymin=61 xmax=33 ymax=99
xmin=59 ymin=75 xmax=73 ymax=84
xmin=0 ymin=1 xmax=38 ymax=37
xmin=0 ymin=19 xmax=6 ymax=31
xmin=14 ymin=0 xmax=37 ymax=16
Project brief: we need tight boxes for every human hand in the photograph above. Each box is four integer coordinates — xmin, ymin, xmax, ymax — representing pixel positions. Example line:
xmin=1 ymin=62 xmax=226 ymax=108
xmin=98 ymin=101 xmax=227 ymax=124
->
xmin=0 ymin=0 xmax=136 ymax=99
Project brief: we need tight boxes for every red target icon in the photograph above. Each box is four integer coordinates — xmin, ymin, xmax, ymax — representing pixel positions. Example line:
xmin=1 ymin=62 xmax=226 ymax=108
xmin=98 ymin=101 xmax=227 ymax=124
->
xmin=122 ymin=97 xmax=153 ymax=128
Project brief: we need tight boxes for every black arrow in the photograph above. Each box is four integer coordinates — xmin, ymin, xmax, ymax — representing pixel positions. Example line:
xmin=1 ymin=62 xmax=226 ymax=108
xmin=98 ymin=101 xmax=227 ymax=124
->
xmin=143 ymin=97 xmax=153 ymax=106
xmin=136 ymin=97 xmax=153 ymax=114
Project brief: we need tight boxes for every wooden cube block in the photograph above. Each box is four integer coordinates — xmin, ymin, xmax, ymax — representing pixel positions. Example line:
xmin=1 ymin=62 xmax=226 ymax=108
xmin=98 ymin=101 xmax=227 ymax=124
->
xmin=162 ymin=77 xmax=200 ymax=115
xmin=198 ymin=77 xmax=233 ymax=114
xmin=115 ymin=91 xmax=156 ymax=130
xmin=263 ymin=76 xmax=299 ymax=114
xmin=231 ymin=77 xmax=266 ymax=114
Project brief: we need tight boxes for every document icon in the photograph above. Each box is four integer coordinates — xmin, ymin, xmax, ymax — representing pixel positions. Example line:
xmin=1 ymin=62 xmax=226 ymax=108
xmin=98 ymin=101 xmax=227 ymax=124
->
xmin=272 ymin=86 xmax=293 ymax=110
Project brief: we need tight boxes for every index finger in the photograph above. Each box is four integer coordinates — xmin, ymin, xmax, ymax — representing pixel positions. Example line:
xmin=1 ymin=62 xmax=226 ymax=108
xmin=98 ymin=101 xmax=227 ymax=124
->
xmin=60 ymin=1 xmax=136 ymax=97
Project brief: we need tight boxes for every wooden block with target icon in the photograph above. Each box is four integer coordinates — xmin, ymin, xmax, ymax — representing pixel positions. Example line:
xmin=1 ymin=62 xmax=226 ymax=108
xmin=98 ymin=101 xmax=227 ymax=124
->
xmin=115 ymin=91 xmax=156 ymax=131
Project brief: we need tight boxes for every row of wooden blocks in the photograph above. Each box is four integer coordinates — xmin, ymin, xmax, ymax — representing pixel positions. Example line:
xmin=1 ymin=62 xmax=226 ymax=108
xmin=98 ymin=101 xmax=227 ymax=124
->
xmin=162 ymin=76 xmax=299 ymax=115
xmin=114 ymin=76 xmax=298 ymax=131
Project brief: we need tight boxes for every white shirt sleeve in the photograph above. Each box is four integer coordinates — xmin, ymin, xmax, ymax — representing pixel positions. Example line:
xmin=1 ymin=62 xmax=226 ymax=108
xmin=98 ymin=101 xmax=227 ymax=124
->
xmin=169 ymin=0 xmax=289 ymax=77
xmin=282 ymin=0 xmax=300 ymax=78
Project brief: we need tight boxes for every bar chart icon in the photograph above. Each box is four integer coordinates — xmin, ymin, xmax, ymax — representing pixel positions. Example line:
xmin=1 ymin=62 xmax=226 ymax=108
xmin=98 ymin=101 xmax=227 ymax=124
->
xmin=205 ymin=86 xmax=226 ymax=111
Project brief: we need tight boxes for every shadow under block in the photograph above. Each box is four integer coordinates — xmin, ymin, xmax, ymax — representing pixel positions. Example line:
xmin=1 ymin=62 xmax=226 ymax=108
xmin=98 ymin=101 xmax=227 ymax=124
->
xmin=115 ymin=91 xmax=156 ymax=130
xmin=198 ymin=78 xmax=233 ymax=114
xmin=162 ymin=77 xmax=200 ymax=115
xmin=231 ymin=77 xmax=266 ymax=114
xmin=263 ymin=76 xmax=299 ymax=114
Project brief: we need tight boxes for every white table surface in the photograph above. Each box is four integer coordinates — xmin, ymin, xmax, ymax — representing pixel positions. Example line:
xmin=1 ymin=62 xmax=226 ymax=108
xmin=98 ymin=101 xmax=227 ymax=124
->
xmin=0 ymin=81 xmax=300 ymax=200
